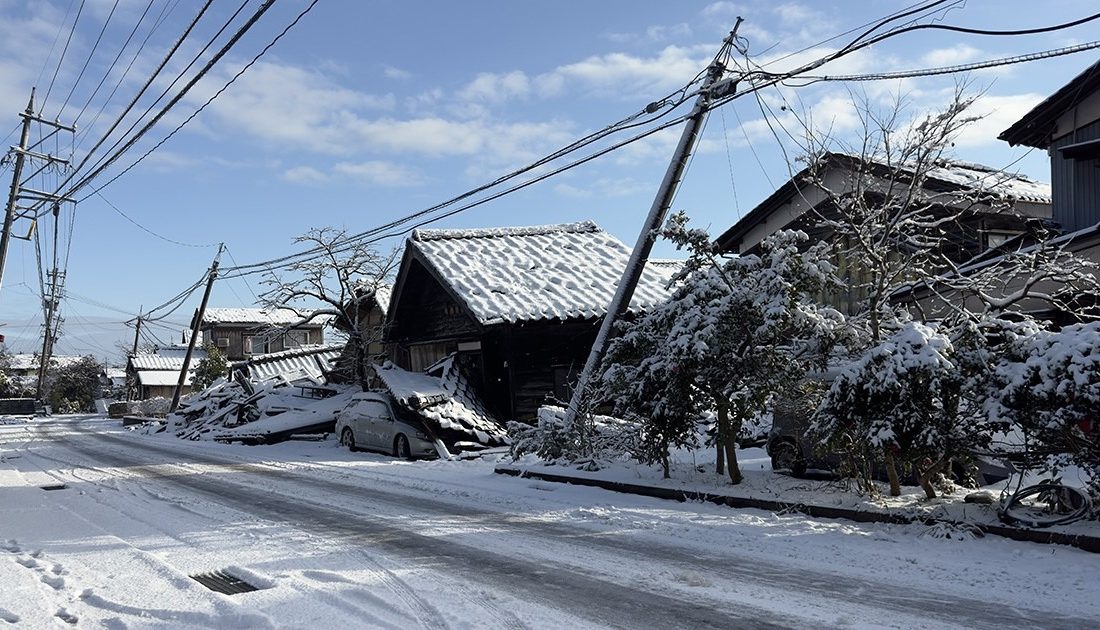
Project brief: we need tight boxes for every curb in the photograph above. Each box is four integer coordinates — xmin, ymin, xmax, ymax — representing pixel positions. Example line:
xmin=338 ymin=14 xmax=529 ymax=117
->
xmin=495 ymin=465 xmax=1100 ymax=554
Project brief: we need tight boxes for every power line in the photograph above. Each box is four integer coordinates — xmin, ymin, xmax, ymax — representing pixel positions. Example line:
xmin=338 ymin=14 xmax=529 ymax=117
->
xmin=56 ymin=0 xmax=120 ymax=120
xmin=95 ymin=191 xmax=220 ymax=248
xmin=80 ymin=0 xmax=322 ymax=202
xmin=72 ymin=0 xmax=160 ymax=126
xmin=41 ymin=0 xmax=88 ymax=114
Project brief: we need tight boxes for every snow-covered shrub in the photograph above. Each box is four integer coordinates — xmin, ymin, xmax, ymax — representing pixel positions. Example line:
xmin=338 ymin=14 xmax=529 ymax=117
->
xmin=988 ymin=321 xmax=1100 ymax=499
xmin=814 ymin=322 xmax=995 ymax=498
xmin=601 ymin=216 xmax=844 ymax=484
xmin=509 ymin=406 xmax=638 ymax=470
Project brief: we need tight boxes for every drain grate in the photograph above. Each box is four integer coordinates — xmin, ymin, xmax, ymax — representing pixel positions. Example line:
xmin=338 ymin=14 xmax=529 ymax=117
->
xmin=40 ymin=484 xmax=67 ymax=491
xmin=190 ymin=570 xmax=259 ymax=595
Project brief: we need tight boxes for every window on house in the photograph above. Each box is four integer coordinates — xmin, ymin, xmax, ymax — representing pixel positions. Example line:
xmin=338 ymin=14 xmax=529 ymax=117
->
xmin=985 ymin=231 xmax=1021 ymax=249
xmin=243 ymin=336 xmax=267 ymax=355
xmin=284 ymin=330 xmax=309 ymax=348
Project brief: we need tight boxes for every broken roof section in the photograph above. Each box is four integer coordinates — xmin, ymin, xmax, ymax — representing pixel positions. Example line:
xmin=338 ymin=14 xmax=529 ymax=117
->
xmin=403 ymin=221 xmax=682 ymax=326
xmin=230 ymin=344 xmax=343 ymax=382
xmin=374 ymin=359 xmax=508 ymax=446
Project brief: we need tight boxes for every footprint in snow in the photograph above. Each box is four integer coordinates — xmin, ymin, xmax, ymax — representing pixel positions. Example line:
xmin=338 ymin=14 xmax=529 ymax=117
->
xmin=54 ymin=608 xmax=78 ymax=625
xmin=15 ymin=556 xmax=37 ymax=569
xmin=1 ymin=540 xmax=18 ymax=553
xmin=0 ymin=608 xmax=19 ymax=624
xmin=41 ymin=574 xmax=65 ymax=590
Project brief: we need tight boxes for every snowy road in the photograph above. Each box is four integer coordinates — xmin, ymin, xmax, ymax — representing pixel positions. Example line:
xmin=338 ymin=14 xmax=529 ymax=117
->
xmin=3 ymin=416 xmax=1098 ymax=629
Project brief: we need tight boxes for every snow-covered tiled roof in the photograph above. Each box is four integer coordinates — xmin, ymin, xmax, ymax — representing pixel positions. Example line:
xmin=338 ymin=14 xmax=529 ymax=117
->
xmin=832 ymin=152 xmax=1052 ymax=203
xmin=128 ymin=350 xmax=205 ymax=371
xmin=201 ymin=308 xmax=323 ymax=326
xmin=925 ymin=160 xmax=1051 ymax=204
xmin=7 ymin=354 xmax=84 ymax=371
xmin=375 ymin=360 xmax=507 ymax=444
xmin=231 ymin=344 xmax=343 ymax=381
xmin=408 ymin=221 xmax=682 ymax=325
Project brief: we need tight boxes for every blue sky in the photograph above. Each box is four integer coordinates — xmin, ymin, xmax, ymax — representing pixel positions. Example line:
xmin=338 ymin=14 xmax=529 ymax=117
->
xmin=0 ymin=0 xmax=1097 ymax=362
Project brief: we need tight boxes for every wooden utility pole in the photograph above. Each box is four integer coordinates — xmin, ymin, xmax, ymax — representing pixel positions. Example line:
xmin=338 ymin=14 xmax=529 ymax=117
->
xmin=0 ymin=89 xmax=75 ymax=300
xmin=561 ymin=20 xmax=743 ymax=437
xmin=170 ymin=244 xmax=223 ymax=414
xmin=0 ymin=91 xmax=35 ymax=298
xmin=130 ymin=310 xmax=143 ymax=356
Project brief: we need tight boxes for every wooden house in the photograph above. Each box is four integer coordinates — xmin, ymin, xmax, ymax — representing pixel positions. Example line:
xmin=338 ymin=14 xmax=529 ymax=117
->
xmin=898 ymin=60 xmax=1100 ymax=323
xmin=126 ymin=346 xmax=205 ymax=400
xmin=384 ymin=221 xmax=681 ymax=421
xmin=196 ymin=308 xmax=326 ymax=361
xmin=712 ymin=152 xmax=1053 ymax=314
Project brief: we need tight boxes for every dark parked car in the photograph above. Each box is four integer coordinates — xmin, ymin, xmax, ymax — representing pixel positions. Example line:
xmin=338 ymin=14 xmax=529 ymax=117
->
xmin=766 ymin=393 xmax=1011 ymax=486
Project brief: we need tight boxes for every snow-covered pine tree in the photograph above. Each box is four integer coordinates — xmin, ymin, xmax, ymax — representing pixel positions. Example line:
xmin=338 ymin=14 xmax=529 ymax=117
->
xmin=601 ymin=215 xmax=843 ymax=484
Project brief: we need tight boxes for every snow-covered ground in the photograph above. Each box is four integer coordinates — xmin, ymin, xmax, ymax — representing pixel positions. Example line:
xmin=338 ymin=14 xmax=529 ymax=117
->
xmin=2 ymin=415 xmax=1098 ymax=629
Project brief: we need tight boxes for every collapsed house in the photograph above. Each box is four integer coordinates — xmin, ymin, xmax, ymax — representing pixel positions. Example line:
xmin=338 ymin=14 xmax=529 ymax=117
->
xmin=384 ymin=221 xmax=682 ymax=421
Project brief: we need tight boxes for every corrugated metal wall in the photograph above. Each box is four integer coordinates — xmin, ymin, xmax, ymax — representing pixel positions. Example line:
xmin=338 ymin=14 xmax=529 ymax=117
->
xmin=1051 ymin=118 xmax=1100 ymax=232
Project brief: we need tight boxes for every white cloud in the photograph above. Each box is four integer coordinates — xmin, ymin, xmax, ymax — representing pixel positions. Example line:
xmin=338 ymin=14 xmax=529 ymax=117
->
xmin=554 ymin=177 xmax=649 ymax=198
xmin=457 ymin=70 xmax=531 ymax=103
xmin=702 ymin=2 xmax=741 ymax=19
xmin=952 ymin=92 xmax=1045 ymax=149
xmin=383 ymin=65 xmax=412 ymax=80
xmin=333 ymin=160 xmax=422 ymax=186
xmin=920 ymin=44 xmax=982 ymax=67
xmin=282 ymin=165 xmax=328 ymax=184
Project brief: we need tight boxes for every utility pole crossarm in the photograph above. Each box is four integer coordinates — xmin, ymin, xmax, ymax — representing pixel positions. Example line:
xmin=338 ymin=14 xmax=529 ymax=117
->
xmin=561 ymin=20 xmax=743 ymax=439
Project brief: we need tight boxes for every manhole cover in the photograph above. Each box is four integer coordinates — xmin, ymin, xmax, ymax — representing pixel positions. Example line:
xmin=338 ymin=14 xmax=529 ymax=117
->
xmin=40 ymin=484 xmax=67 ymax=491
xmin=189 ymin=570 xmax=260 ymax=595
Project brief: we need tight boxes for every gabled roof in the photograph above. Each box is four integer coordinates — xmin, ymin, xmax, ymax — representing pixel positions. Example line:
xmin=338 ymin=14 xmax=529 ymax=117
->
xmin=714 ymin=152 xmax=1051 ymax=253
xmin=128 ymin=348 xmax=206 ymax=371
xmin=200 ymin=308 xmax=323 ymax=327
xmin=999 ymin=60 xmax=1100 ymax=149
xmin=398 ymin=221 xmax=682 ymax=326
xmin=7 ymin=354 xmax=84 ymax=371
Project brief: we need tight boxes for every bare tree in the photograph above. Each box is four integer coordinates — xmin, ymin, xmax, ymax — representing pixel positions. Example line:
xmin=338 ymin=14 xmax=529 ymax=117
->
xmin=259 ymin=227 xmax=398 ymax=386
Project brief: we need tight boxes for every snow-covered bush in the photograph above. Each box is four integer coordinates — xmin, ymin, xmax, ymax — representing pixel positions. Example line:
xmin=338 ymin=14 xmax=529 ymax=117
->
xmin=813 ymin=322 xmax=996 ymax=498
xmin=601 ymin=217 xmax=844 ymax=484
xmin=987 ymin=321 xmax=1100 ymax=499
xmin=509 ymin=405 xmax=638 ymax=470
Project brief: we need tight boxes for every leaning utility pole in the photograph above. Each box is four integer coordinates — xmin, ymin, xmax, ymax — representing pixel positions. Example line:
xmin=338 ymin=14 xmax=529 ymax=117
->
xmin=561 ymin=20 xmax=743 ymax=439
xmin=170 ymin=244 xmax=224 ymax=414
xmin=0 ymin=89 xmax=75 ymax=300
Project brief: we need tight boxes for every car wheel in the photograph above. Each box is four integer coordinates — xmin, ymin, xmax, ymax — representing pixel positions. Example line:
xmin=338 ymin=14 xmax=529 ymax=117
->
xmin=770 ymin=440 xmax=806 ymax=476
xmin=394 ymin=434 xmax=412 ymax=460
xmin=341 ymin=428 xmax=357 ymax=452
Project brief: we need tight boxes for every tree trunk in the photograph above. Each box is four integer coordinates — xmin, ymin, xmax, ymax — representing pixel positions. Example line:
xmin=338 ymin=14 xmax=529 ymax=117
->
xmin=884 ymin=446 xmax=901 ymax=497
xmin=661 ymin=450 xmax=670 ymax=479
xmin=717 ymin=403 xmax=742 ymax=484
xmin=715 ymin=419 xmax=725 ymax=476
xmin=917 ymin=456 xmax=947 ymax=500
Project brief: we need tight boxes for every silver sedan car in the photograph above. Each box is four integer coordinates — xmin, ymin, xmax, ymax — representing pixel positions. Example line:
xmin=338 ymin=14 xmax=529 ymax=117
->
xmin=335 ymin=392 xmax=437 ymax=459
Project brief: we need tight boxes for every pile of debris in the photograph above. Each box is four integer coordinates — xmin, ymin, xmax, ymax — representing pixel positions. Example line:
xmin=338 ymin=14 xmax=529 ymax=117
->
xmin=168 ymin=375 xmax=355 ymax=443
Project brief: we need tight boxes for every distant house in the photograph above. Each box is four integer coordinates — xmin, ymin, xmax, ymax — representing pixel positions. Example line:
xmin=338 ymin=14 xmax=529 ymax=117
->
xmin=196 ymin=308 xmax=326 ymax=361
xmin=4 ymin=354 xmax=84 ymax=392
xmin=712 ymin=152 xmax=1053 ymax=314
xmin=329 ymin=284 xmax=391 ymax=385
xmin=898 ymin=59 xmax=1100 ymax=322
xmin=384 ymin=221 xmax=681 ymax=420
xmin=126 ymin=346 xmax=206 ymax=400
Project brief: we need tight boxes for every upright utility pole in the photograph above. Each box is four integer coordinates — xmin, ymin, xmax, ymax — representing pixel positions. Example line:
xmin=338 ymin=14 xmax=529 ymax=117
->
xmin=170 ymin=244 xmax=224 ymax=414
xmin=562 ymin=20 xmax=743 ymax=436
